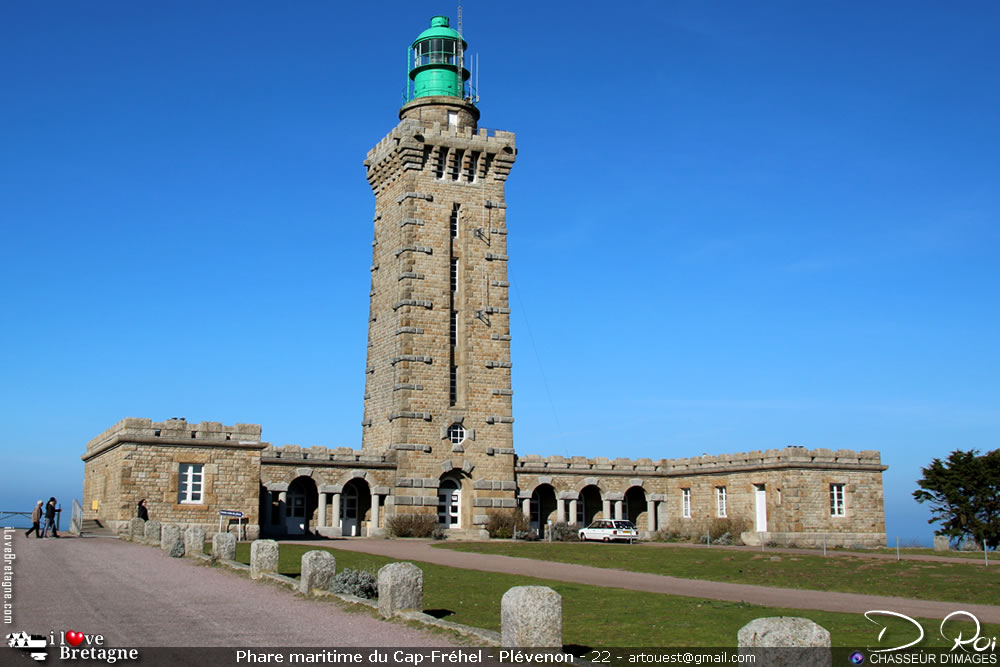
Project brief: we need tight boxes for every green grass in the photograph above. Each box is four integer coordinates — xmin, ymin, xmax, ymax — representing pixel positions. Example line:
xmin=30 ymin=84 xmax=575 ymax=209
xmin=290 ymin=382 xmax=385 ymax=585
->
xmin=211 ymin=543 xmax=998 ymax=650
xmin=435 ymin=541 xmax=999 ymax=605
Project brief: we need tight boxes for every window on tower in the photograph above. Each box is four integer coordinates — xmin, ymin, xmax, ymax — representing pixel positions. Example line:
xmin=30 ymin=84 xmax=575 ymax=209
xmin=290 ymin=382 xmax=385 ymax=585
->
xmin=418 ymin=38 xmax=456 ymax=66
xmin=436 ymin=147 xmax=448 ymax=179
xmin=467 ymin=151 xmax=480 ymax=182
xmin=450 ymin=204 xmax=459 ymax=238
xmin=447 ymin=423 xmax=466 ymax=445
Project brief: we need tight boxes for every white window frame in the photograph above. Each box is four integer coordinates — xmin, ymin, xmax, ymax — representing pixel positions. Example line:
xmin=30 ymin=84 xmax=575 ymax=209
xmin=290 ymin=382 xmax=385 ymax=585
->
xmin=178 ymin=463 xmax=204 ymax=504
xmin=716 ymin=486 xmax=727 ymax=518
xmin=681 ymin=488 xmax=691 ymax=518
xmin=447 ymin=423 xmax=466 ymax=445
xmin=830 ymin=483 xmax=846 ymax=517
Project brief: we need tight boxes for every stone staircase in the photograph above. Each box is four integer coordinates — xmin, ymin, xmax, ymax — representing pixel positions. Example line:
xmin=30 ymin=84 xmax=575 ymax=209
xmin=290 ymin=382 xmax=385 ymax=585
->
xmin=79 ymin=519 xmax=116 ymax=538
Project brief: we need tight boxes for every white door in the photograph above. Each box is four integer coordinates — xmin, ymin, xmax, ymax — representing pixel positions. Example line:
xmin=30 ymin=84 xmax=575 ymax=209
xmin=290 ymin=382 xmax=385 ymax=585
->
xmin=754 ymin=484 xmax=767 ymax=533
xmin=341 ymin=487 xmax=358 ymax=536
xmin=285 ymin=490 xmax=306 ymax=535
xmin=438 ymin=479 xmax=460 ymax=528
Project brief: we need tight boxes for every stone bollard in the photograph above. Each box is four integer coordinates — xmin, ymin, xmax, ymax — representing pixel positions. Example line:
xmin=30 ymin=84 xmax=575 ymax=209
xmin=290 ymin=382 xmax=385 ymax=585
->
xmin=250 ymin=539 xmax=279 ymax=580
xmin=212 ymin=532 xmax=237 ymax=561
xmin=933 ymin=536 xmax=951 ymax=552
xmin=128 ymin=518 xmax=145 ymax=542
xmin=143 ymin=519 xmax=162 ymax=546
xmin=299 ymin=551 xmax=337 ymax=595
xmin=160 ymin=524 xmax=181 ymax=551
xmin=738 ymin=617 xmax=831 ymax=667
xmin=184 ymin=526 xmax=205 ymax=558
xmin=377 ymin=562 xmax=423 ymax=619
xmin=501 ymin=586 xmax=563 ymax=648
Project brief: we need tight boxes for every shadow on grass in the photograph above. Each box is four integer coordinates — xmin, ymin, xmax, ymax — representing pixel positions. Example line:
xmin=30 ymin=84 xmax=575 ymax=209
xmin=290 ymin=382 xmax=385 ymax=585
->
xmin=564 ymin=645 xmax=594 ymax=657
xmin=423 ymin=608 xmax=455 ymax=619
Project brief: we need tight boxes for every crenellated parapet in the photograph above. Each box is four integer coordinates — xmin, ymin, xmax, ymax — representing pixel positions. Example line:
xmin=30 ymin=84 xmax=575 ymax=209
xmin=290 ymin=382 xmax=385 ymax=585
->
xmin=83 ymin=417 xmax=263 ymax=460
xmin=515 ymin=446 xmax=885 ymax=476
xmin=364 ymin=119 xmax=516 ymax=196
xmin=262 ymin=444 xmax=392 ymax=467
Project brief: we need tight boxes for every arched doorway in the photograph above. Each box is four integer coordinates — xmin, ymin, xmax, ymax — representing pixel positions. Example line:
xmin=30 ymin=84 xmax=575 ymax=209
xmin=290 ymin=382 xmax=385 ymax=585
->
xmin=625 ymin=486 xmax=647 ymax=526
xmin=579 ymin=485 xmax=602 ymax=525
xmin=286 ymin=476 xmax=318 ymax=536
xmin=438 ymin=477 xmax=462 ymax=529
xmin=340 ymin=478 xmax=371 ymax=537
xmin=530 ymin=484 xmax=557 ymax=537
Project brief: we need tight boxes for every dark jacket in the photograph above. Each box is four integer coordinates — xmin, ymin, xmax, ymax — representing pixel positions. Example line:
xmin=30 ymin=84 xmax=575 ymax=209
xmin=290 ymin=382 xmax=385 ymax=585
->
xmin=44 ymin=501 xmax=56 ymax=520
xmin=137 ymin=503 xmax=149 ymax=521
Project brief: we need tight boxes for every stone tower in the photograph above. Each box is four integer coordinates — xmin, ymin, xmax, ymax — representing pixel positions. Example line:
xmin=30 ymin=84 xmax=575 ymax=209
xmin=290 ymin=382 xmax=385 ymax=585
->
xmin=361 ymin=16 xmax=518 ymax=528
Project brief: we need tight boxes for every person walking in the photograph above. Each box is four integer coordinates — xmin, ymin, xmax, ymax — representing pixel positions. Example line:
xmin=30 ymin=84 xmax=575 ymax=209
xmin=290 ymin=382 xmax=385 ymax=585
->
xmin=41 ymin=497 xmax=59 ymax=538
xmin=25 ymin=500 xmax=43 ymax=538
xmin=137 ymin=499 xmax=149 ymax=521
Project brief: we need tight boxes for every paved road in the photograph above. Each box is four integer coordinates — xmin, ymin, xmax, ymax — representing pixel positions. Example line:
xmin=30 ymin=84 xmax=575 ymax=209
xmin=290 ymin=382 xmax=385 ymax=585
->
xmin=7 ymin=533 xmax=454 ymax=648
xmin=303 ymin=538 xmax=1000 ymax=624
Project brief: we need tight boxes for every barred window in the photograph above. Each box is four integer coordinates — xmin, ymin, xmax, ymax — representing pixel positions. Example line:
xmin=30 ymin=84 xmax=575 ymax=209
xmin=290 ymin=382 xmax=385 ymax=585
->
xmin=681 ymin=488 xmax=691 ymax=518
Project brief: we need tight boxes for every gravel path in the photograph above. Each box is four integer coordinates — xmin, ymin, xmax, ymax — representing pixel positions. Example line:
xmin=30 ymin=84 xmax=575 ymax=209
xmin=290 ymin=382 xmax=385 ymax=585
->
xmin=9 ymin=533 xmax=455 ymax=647
xmin=302 ymin=538 xmax=1000 ymax=624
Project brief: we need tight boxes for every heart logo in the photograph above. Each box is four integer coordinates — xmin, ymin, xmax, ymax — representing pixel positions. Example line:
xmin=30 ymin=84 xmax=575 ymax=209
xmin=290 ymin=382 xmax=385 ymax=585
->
xmin=65 ymin=631 xmax=84 ymax=647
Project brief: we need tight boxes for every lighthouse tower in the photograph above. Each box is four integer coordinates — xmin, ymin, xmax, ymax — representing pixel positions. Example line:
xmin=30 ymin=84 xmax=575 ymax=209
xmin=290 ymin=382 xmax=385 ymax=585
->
xmin=361 ymin=16 xmax=518 ymax=530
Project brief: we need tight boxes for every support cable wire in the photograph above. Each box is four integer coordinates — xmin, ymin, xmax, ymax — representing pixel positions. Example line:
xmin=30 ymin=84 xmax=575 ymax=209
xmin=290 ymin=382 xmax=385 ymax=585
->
xmin=510 ymin=276 xmax=563 ymax=433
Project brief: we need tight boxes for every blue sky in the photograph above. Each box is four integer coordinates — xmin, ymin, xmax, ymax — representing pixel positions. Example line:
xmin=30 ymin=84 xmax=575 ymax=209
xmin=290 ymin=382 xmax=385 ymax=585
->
xmin=2 ymin=2 xmax=997 ymax=543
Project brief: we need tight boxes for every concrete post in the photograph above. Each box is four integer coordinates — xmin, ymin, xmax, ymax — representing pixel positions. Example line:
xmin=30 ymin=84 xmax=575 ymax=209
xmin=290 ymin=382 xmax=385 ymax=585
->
xmin=501 ymin=586 xmax=562 ymax=648
xmin=555 ymin=498 xmax=565 ymax=524
xmin=614 ymin=500 xmax=623 ymax=520
xmin=277 ymin=491 xmax=287 ymax=525
xmin=568 ymin=499 xmax=578 ymax=526
xmin=648 ymin=500 xmax=657 ymax=532
xmin=522 ymin=497 xmax=530 ymax=517
xmin=317 ymin=492 xmax=327 ymax=528
xmin=602 ymin=499 xmax=611 ymax=519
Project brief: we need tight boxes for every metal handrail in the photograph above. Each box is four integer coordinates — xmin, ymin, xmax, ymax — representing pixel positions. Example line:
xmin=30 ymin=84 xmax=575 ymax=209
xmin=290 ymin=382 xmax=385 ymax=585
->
xmin=0 ymin=508 xmax=62 ymax=528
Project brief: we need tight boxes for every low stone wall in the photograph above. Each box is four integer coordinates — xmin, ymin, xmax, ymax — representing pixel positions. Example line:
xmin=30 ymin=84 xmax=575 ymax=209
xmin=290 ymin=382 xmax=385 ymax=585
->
xmin=741 ymin=531 xmax=886 ymax=549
